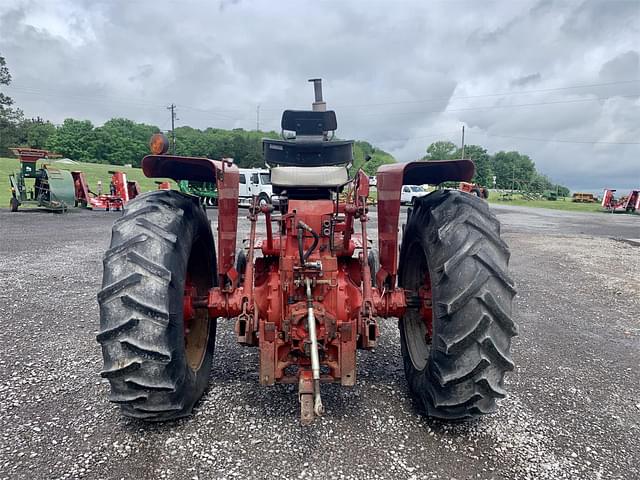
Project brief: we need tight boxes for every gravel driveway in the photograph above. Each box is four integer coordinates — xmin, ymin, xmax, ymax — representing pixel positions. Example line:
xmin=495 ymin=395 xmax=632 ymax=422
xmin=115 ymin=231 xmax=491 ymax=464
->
xmin=0 ymin=204 xmax=638 ymax=480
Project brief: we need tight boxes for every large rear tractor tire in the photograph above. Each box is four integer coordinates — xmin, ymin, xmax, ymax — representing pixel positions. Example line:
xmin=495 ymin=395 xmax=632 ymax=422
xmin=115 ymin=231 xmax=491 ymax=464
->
xmin=398 ymin=190 xmax=517 ymax=420
xmin=97 ymin=190 xmax=217 ymax=421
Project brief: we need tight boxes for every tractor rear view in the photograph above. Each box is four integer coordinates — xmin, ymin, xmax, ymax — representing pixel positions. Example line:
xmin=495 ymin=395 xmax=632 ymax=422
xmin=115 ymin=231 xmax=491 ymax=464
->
xmin=97 ymin=80 xmax=517 ymax=424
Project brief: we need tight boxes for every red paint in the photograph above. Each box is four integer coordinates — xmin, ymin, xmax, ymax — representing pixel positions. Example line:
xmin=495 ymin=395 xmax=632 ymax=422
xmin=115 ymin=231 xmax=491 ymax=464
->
xmin=602 ymin=188 xmax=640 ymax=213
xmin=72 ymin=170 xmax=139 ymax=211
xmin=376 ymin=160 xmax=474 ymax=287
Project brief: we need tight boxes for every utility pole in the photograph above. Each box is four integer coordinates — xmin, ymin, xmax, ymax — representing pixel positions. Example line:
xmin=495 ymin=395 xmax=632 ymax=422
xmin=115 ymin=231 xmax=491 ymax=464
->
xmin=460 ymin=125 xmax=465 ymax=159
xmin=256 ymin=104 xmax=260 ymax=131
xmin=167 ymin=104 xmax=177 ymax=154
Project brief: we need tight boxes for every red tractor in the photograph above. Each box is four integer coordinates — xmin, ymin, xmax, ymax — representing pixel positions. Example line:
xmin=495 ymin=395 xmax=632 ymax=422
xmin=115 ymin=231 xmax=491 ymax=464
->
xmin=97 ymin=80 xmax=517 ymax=424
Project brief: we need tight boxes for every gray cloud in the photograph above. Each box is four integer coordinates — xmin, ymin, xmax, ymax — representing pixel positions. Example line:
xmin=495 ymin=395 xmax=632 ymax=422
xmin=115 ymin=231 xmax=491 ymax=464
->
xmin=511 ymin=73 xmax=541 ymax=87
xmin=0 ymin=0 xmax=639 ymax=191
xmin=600 ymin=51 xmax=640 ymax=81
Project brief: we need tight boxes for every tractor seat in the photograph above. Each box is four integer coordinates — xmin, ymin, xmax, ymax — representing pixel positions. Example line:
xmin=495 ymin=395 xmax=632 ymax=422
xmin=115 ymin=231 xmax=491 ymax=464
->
xmin=270 ymin=166 xmax=349 ymax=188
xmin=264 ymin=138 xmax=353 ymax=167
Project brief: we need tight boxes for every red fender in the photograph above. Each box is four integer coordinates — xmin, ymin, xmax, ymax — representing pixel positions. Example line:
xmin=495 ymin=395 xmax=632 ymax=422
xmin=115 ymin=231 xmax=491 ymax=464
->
xmin=375 ymin=159 xmax=475 ymax=288
xmin=142 ymin=154 xmax=240 ymax=286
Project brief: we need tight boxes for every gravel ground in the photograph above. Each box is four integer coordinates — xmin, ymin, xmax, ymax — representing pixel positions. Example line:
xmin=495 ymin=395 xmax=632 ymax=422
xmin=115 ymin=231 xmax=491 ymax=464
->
xmin=0 ymin=204 xmax=638 ymax=480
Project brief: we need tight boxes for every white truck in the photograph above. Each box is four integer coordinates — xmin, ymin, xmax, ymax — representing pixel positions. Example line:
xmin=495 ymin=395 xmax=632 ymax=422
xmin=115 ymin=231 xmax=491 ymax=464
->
xmin=400 ymin=185 xmax=429 ymax=205
xmin=238 ymin=168 xmax=273 ymax=206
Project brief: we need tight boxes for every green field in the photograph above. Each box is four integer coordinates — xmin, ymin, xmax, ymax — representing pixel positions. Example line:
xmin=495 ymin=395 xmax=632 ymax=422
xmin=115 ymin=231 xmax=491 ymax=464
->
xmin=486 ymin=192 xmax=603 ymax=212
xmin=1 ymin=157 xmax=174 ymax=208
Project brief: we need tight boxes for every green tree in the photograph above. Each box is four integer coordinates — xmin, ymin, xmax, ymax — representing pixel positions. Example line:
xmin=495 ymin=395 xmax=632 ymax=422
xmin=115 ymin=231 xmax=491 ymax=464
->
xmin=175 ymin=126 xmax=279 ymax=168
xmin=454 ymin=144 xmax=493 ymax=186
xmin=91 ymin=118 xmax=159 ymax=166
xmin=351 ymin=140 xmax=396 ymax=176
xmin=15 ymin=117 xmax=56 ymax=148
xmin=490 ymin=151 xmax=536 ymax=189
xmin=46 ymin=118 xmax=96 ymax=161
xmin=0 ymin=53 xmax=24 ymax=156
xmin=424 ymin=140 xmax=457 ymax=160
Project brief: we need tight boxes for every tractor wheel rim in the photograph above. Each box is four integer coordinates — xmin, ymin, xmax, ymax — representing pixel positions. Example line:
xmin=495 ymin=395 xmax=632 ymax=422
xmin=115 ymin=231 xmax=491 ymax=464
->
xmin=402 ymin=241 xmax=432 ymax=372
xmin=183 ymin=273 xmax=209 ymax=372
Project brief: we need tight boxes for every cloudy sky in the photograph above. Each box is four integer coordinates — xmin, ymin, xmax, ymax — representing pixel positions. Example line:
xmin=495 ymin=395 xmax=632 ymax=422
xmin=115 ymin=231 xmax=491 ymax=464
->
xmin=1 ymin=0 xmax=638 ymax=191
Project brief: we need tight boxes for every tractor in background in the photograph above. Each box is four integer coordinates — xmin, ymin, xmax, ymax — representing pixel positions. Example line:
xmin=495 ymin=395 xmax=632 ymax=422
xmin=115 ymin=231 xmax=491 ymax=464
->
xmin=8 ymin=148 xmax=76 ymax=212
xmin=73 ymin=170 xmax=140 ymax=211
xmin=97 ymin=79 xmax=516 ymax=424
xmin=602 ymin=189 xmax=639 ymax=213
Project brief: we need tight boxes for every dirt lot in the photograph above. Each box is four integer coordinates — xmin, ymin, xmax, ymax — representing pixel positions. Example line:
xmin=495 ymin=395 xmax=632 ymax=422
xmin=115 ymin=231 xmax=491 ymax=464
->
xmin=0 ymin=203 xmax=638 ymax=480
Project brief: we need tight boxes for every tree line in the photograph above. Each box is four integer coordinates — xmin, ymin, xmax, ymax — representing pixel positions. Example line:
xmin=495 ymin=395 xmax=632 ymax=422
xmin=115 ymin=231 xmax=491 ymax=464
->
xmin=1 ymin=116 xmax=396 ymax=176
xmin=424 ymin=140 xmax=570 ymax=195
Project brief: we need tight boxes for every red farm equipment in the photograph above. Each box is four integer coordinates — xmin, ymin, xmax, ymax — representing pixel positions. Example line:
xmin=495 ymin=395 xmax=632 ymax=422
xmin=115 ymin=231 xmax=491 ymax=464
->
xmin=97 ymin=80 xmax=517 ymax=424
xmin=73 ymin=170 xmax=140 ymax=211
xmin=459 ymin=181 xmax=489 ymax=199
xmin=601 ymin=189 xmax=639 ymax=213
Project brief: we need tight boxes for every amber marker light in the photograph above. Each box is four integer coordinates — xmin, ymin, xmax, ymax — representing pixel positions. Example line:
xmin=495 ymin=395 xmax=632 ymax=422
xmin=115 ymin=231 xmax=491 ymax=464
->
xmin=149 ymin=133 xmax=170 ymax=155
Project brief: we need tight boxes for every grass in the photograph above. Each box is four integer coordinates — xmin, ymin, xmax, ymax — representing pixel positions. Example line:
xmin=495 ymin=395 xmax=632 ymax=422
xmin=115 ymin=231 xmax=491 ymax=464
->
xmin=486 ymin=192 xmax=603 ymax=213
xmin=1 ymin=157 xmax=174 ymax=208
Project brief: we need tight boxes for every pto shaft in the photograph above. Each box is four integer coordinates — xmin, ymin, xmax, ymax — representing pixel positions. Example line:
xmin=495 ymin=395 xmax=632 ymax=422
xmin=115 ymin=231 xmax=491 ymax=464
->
xmin=305 ymin=278 xmax=324 ymax=416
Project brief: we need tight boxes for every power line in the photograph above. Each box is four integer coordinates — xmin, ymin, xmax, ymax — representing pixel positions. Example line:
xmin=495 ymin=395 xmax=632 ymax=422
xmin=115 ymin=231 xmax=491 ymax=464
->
xmin=374 ymin=130 xmax=468 ymax=144
xmin=4 ymin=85 xmax=167 ymax=109
xmin=4 ymin=81 xmax=639 ymax=147
xmin=337 ymin=94 xmax=640 ymax=118
xmin=371 ymin=128 xmax=639 ymax=146
xmin=7 ymin=79 xmax=639 ymax=117
xmin=475 ymin=132 xmax=640 ymax=145
xmin=257 ymin=79 xmax=640 ymax=111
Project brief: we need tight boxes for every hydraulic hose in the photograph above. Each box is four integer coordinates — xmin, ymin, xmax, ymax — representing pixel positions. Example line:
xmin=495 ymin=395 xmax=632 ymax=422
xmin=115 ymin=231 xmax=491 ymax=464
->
xmin=297 ymin=226 xmax=305 ymax=266
xmin=297 ymin=221 xmax=319 ymax=265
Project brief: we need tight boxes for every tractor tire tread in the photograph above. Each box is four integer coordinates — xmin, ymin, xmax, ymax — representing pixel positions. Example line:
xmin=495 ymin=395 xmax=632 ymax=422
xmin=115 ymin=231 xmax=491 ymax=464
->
xmin=98 ymin=190 xmax=216 ymax=421
xmin=126 ymin=251 xmax=172 ymax=281
xmin=399 ymin=190 xmax=517 ymax=420
xmin=96 ymin=317 xmax=140 ymax=343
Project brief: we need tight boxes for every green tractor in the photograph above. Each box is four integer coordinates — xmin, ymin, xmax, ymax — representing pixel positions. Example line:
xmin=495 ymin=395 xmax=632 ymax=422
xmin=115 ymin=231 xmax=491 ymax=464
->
xmin=8 ymin=148 xmax=75 ymax=212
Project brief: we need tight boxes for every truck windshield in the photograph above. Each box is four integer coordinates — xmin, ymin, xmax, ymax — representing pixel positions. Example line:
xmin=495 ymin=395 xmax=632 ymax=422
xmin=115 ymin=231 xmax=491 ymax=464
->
xmin=260 ymin=173 xmax=271 ymax=185
xmin=411 ymin=186 xmax=424 ymax=192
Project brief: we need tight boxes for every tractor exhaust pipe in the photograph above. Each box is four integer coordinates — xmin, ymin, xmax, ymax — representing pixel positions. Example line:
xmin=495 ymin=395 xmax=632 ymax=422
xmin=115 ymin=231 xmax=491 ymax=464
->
xmin=308 ymin=78 xmax=326 ymax=112
xmin=305 ymin=278 xmax=324 ymax=417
